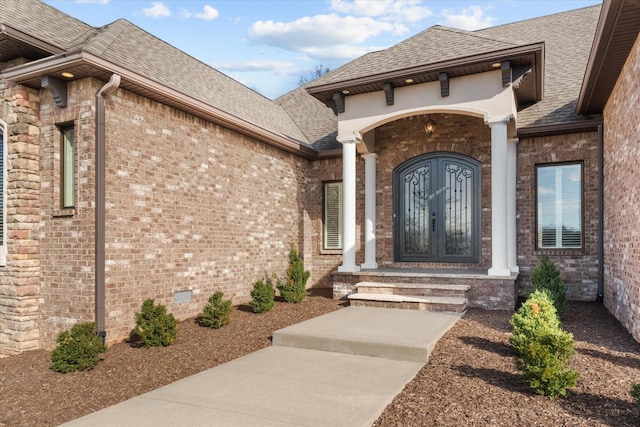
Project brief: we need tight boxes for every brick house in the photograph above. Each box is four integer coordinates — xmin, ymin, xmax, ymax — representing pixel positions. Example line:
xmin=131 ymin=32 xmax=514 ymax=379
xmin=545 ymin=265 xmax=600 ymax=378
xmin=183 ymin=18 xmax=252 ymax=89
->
xmin=0 ymin=0 xmax=638 ymax=356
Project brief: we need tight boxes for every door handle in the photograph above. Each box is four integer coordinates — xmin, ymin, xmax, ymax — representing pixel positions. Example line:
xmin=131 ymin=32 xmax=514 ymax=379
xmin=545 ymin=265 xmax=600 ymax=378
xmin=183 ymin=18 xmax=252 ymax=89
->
xmin=431 ymin=212 xmax=436 ymax=232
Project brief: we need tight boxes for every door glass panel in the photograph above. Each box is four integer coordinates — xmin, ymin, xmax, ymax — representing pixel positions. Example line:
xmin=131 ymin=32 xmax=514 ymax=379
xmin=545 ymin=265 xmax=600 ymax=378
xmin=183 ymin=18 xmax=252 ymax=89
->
xmin=402 ymin=164 xmax=431 ymax=256
xmin=443 ymin=161 xmax=473 ymax=256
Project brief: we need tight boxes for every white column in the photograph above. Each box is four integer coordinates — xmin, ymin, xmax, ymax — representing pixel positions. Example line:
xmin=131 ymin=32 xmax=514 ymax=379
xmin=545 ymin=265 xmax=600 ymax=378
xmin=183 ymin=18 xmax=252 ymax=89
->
xmin=507 ymin=138 xmax=519 ymax=273
xmin=361 ymin=153 xmax=378 ymax=269
xmin=488 ymin=119 xmax=511 ymax=276
xmin=338 ymin=137 xmax=360 ymax=273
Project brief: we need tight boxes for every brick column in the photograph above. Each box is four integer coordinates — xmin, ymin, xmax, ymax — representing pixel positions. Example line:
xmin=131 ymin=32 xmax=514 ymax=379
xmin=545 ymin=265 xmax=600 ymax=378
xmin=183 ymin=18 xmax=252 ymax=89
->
xmin=0 ymin=84 xmax=41 ymax=355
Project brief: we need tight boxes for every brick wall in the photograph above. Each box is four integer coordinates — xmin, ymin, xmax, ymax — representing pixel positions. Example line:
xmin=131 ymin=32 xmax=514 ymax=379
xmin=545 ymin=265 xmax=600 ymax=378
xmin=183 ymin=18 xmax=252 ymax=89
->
xmin=0 ymin=80 xmax=42 ymax=355
xmin=36 ymin=78 xmax=318 ymax=347
xmin=602 ymin=33 xmax=640 ymax=342
xmin=516 ymin=131 xmax=600 ymax=300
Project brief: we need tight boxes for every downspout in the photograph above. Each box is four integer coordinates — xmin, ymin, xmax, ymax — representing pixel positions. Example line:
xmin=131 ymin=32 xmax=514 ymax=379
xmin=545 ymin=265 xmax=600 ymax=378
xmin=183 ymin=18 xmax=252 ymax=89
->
xmin=597 ymin=124 xmax=604 ymax=303
xmin=95 ymin=74 xmax=121 ymax=343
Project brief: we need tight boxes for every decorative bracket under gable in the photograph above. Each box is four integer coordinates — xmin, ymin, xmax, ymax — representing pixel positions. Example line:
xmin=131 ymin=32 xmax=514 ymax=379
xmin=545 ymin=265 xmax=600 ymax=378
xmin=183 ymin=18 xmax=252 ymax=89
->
xmin=501 ymin=61 xmax=511 ymax=87
xmin=333 ymin=91 xmax=345 ymax=114
xmin=382 ymin=82 xmax=394 ymax=105
xmin=41 ymin=75 xmax=68 ymax=108
xmin=439 ymin=72 xmax=449 ymax=97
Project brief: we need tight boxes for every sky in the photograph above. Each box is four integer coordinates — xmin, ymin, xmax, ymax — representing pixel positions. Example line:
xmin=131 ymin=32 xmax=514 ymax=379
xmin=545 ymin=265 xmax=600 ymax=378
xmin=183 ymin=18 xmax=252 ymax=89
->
xmin=42 ymin=0 xmax=601 ymax=100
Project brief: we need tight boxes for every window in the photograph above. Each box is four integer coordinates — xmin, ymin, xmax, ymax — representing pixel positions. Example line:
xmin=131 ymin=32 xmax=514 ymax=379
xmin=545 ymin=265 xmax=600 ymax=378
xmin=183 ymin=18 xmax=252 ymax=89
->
xmin=60 ymin=125 xmax=75 ymax=209
xmin=323 ymin=181 xmax=343 ymax=250
xmin=536 ymin=163 xmax=582 ymax=249
xmin=0 ymin=120 xmax=6 ymax=265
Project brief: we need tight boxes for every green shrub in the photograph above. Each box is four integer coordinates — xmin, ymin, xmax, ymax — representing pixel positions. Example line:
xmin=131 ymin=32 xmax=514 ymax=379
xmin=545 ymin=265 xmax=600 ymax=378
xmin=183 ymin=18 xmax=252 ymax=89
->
xmin=201 ymin=291 xmax=232 ymax=328
xmin=530 ymin=254 xmax=567 ymax=316
xmin=510 ymin=290 xmax=578 ymax=399
xmin=276 ymin=244 xmax=310 ymax=303
xmin=134 ymin=299 xmax=178 ymax=347
xmin=632 ymin=383 xmax=640 ymax=412
xmin=250 ymin=278 xmax=275 ymax=313
xmin=50 ymin=322 xmax=106 ymax=373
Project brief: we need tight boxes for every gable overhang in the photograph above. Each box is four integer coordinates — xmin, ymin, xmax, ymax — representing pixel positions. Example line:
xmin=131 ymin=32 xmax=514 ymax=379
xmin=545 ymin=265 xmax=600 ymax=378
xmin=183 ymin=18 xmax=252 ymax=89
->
xmin=0 ymin=23 xmax=65 ymax=61
xmin=577 ymin=0 xmax=640 ymax=114
xmin=2 ymin=50 xmax=318 ymax=160
xmin=306 ymin=43 xmax=544 ymax=115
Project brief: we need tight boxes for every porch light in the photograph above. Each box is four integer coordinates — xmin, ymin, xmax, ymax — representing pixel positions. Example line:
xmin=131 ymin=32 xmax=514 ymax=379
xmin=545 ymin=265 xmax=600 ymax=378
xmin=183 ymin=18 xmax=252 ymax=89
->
xmin=405 ymin=78 xmax=414 ymax=84
xmin=61 ymin=72 xmax=74 ymax=78
xmin=424 ymin=117 xmax=436 ymax=135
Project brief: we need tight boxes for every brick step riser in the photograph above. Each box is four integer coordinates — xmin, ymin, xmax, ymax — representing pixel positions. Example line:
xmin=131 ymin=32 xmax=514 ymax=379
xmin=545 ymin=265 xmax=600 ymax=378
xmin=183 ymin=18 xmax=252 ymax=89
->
xmin=354 ymin=276 xmax=481 ymax=286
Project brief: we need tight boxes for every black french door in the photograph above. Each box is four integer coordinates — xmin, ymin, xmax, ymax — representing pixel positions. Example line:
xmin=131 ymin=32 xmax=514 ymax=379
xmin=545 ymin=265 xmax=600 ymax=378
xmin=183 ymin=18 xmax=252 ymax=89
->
xmin=394 ymin=153 xmax=481 ymax=263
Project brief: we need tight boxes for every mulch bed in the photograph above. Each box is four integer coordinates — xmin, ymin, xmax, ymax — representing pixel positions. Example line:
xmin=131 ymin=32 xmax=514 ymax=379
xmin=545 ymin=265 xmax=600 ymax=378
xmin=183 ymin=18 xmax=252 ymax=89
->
xmin=1 ymin=289 xmax=638 ymax=427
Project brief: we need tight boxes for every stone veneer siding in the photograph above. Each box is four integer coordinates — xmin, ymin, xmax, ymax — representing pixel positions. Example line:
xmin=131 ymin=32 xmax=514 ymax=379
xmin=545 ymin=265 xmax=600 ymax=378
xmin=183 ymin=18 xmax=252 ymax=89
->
xmin=602 ymin=33 xmax=640 ymax=342
xmin=0 ymin=80 xmax=42 ymax=355
xmin=515 ymin=131 xmax=600 ymax=300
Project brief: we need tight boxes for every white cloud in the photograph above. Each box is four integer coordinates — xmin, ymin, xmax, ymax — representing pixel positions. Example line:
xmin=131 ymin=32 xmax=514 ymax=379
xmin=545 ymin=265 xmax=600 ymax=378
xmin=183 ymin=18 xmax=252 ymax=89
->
xmin=330 ymin=0 xmax=432 ymax=23
xmin=195 ymin=5 xmax=219 ymax=21
xmin=249 ymin=14 xmax=395 ymax=53
xmin=142 ymin=2 xmax=171 ymax=18
xmin=442 ymin=6 xmax=495 ymax=30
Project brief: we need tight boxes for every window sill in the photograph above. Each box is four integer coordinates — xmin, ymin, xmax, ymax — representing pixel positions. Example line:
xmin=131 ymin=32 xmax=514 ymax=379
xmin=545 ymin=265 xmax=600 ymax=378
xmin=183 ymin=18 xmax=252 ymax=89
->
xmin=53 ymin=208 xmax=75 ymax=217
xmin=320 ymin=249 xmax=343 ymax=255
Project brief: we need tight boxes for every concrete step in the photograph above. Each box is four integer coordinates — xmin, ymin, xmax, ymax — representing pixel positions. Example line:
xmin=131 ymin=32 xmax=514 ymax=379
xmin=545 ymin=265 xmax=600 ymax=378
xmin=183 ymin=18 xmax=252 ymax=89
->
xmin=272 ymin=306 xmax=462 ymax=363
xmin=348 ymin=292 xmax=468 ymax=313
xmin=356 ymin=281 xmax=470 ymax=298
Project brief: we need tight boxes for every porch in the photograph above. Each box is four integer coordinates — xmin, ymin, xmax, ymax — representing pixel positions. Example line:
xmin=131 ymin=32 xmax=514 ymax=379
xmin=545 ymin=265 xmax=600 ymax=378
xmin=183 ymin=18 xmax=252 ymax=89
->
xmin=332 ymin=268 xmax=519 ymax=311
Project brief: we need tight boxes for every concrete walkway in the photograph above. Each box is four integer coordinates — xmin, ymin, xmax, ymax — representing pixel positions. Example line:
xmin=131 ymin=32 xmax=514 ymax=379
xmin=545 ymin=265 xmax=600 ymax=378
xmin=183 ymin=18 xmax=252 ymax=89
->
xmin=60 ymin=306 xmax=461 ymax=427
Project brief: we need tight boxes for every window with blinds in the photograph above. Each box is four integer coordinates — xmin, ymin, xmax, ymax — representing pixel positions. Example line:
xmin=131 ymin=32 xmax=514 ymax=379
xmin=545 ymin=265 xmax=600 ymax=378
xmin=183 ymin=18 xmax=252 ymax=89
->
xmin=323 ymin=181 xmax=343 ymax=250
xmin=536 ymin=163 xmax=583 ymax=249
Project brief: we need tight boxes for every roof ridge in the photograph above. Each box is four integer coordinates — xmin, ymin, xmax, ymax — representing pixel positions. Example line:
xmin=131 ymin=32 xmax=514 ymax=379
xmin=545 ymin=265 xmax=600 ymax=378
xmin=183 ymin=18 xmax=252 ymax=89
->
xmin=76 ymin=19 xmax=129 ymax=56
xmin=433 ymin=25 xmax=523 ymax=47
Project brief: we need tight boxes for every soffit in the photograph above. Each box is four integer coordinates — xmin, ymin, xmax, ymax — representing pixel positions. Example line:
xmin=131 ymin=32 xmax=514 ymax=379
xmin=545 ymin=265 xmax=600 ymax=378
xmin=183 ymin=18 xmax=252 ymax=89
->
xmin=578 ymin=0 xmax=640 ymax=114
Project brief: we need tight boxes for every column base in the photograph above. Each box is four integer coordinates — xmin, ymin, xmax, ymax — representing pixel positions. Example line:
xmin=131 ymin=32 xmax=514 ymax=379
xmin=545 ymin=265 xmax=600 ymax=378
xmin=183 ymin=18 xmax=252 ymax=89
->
xmin=509 ymin=265 xmax=520 ymax=274
xmin=488 ymin=267 xmax=512 ymax=277
xmin=360 ymin=262 xmax=378 ymax=270
xmin=338 ymin=265 xmax=361 ymax=273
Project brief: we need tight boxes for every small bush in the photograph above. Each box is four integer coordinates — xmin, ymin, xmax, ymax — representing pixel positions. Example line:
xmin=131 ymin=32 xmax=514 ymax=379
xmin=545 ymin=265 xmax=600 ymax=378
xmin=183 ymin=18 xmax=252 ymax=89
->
xmin=632 ymin=383 xmax=640 ymax=412
xmin=250 ymin=278 xmax=275 ymax=313
xmin=50 ymin=322 xmax=106 ymax=373
xmin=530 ymin=254 xmax=567 ymax=316
xmin=276 ymin=244 xmax=310 ymax=303
xmin=510 ymin=290 xmax=578 ymax=399
xmin=201 ymin=291 xmax=232 ymax=328
xmin=134 ymin=299 xmax=178 ymax=347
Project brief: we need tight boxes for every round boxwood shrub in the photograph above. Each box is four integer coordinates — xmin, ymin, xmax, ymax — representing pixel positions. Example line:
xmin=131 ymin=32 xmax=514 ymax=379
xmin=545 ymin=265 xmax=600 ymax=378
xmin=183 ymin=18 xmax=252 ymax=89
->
xmin=50 ymin=322 xmax=106 ymax=373
xmin=134 ymin=299 xmax=178 ymax=347
xmin=250 ymin=278 xmax=275 ymax=313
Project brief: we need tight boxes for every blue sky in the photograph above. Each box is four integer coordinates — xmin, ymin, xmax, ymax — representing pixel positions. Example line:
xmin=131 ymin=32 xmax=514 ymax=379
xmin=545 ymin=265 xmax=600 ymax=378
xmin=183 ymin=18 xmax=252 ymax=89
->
xmin=42 ymin=0 xmax=601 ymax=99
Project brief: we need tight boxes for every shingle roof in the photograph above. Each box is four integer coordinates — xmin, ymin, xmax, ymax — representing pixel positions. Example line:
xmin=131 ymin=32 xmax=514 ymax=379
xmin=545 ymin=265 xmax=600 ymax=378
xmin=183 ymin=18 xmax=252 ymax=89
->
xmin=2 ymin=0 xmax=309 ymax=148
xmin=77 ymin=19 xmax=309 ymax=144
xmin=293 ymin=5 xmax=602 ymax=145
xmin=0 ymin=0 xmax=92 ymax=51
xmin=309 ymin=25 xmax=523 ymax=87
xmin=477 ymin=5 xmax=601 ymax=128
